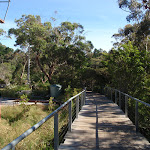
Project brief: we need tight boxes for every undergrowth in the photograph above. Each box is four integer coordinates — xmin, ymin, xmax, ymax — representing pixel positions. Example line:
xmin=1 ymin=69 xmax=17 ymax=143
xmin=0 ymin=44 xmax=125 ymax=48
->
xmin=0 ymin=105 xmax=54 ymax=149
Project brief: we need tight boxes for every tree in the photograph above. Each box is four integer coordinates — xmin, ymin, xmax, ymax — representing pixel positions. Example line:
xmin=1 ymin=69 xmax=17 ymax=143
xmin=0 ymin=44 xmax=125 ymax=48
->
xmin=112 ymin=24 xmax=136 ymax=47
xmin=108 ymin=41 xmax=148 ymax=98
xmin=112 ymin=20 xmax=150 ymax=51
xmin=118 ymin=0 xmax=149 ymax=22
xmin=0 ymin=43 xmax=14 ymax=63
xmin=9 ymin=15 xmax=92 ymax=85
xmin=135 ymin=18 xmax=150 ymax=51
xmin=11 ymin=49 xmax=28 ymax=84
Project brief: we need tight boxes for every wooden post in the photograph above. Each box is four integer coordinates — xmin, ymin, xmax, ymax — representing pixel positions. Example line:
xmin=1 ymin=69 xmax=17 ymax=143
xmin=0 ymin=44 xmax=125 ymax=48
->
xmin=135 ymin=101 xmax=139 ymax=132
xmin=54 ymin=113 xmax=59 ymax=150
xmin=125 ymin=95 xmax=128 ymax=117
xmin=68 ymin=100 xmax=72 ymax=132
xmin=76 ymin=96 xmax=79 ymax=118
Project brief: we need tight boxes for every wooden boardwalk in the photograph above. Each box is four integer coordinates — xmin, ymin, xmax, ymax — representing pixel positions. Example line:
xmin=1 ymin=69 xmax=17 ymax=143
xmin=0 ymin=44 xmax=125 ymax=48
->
xmin=59 ymin=92 xmax=150 ymax=150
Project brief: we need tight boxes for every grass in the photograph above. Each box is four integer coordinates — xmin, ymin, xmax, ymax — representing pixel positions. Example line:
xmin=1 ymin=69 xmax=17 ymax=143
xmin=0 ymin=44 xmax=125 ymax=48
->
xmin=0 ymin=87 xmax=82 ymax=149
xmin=0 ymin=104 xmax=56 ymax=149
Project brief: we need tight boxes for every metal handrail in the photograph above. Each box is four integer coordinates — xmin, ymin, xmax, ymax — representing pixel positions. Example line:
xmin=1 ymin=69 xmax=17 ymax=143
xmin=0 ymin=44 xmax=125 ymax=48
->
xmin=104 ymin=87 xmax=150 ymax=132
xmin=2 ymin=89 xmax=86 ymax=150
xmin=112 ymin=88 xmax=150 ymax=107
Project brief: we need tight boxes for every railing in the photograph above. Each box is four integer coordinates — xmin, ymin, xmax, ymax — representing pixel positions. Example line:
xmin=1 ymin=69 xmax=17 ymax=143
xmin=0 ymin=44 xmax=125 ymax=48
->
xmin=104 ymin=87 xmax=150 ymax=141
xmin=2 ymin=89 xmax=86 ymax=150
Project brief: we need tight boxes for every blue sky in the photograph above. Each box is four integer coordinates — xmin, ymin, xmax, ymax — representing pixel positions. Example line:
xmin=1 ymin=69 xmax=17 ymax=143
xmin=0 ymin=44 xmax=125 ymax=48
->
xmin=0 ymin=0 xmax=129 ymax=51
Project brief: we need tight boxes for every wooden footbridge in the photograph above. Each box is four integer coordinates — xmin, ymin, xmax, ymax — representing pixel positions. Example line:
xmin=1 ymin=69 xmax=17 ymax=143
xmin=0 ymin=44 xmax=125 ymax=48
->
xmin=59 ymin=92 xmax=150 ymax=150
xmin=2 ymin=87 xmax=150 ymax=150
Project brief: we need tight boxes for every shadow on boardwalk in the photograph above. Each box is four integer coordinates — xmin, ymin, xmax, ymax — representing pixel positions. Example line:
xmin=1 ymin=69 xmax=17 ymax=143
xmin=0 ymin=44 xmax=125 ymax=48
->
xmin=59 ymin=92 xmax=150 ymax=150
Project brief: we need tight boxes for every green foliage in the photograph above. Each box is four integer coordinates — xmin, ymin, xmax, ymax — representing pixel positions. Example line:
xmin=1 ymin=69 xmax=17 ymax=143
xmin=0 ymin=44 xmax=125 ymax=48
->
xmin=9 ymin=14 xmax=92 ymax=84
xmin=0 ymin=79 xmax=5 ymax=84
xmin=0 ymin=29 xmax=6 ymax=36
xmin=108 ymin=41 xmax=149 ymax=99
xmin=64 ymin=86 xmax=82 ymax=101
xmin=31 ymin=83 xmax=50 ymax=98
xmin=48 ymin=97 xmax=54 ymax=111
xmin=0 ymin=85 xmax=31 ymax=98
xmin=64 ymin=85 xmax=72 ymax=101
xmin=118 ymin=0 xmax=146 ymax=22
xmin=73 ymin=88 xmax=78 ymax=96
xmin=0 ymin=63 xmax=14 ymax=85
xmin=0 ymin=105 xmax=54 ymax=149
xmin=20 ymin=94 xmax=29 ymax=103
xmin=0 ymin=43 xmax=14 ymax=63
xmin=80 ymin=49 xmax=109 ymax=91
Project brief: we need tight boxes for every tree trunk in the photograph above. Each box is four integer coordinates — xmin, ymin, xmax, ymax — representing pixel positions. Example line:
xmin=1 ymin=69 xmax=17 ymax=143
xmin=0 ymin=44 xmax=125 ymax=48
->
xmin=21 ymin=60 xmax=27 ymax=79
xmin=36 ymin=55 xmax=54 ymax=83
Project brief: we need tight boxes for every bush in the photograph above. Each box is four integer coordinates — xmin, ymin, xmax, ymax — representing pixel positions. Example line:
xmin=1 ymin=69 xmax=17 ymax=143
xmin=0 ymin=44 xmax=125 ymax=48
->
xmin=0 ymin=79 xmax=6 ymax=84
xmin=0 ymin=85 xmax=31 ymax=98
xmin=0 ymin=105 xmax=54 ymax=149
xmin=63 ymin=85 xmax=82 ymax=102
xmin=31 ymin=83 xmax=50 ymax=98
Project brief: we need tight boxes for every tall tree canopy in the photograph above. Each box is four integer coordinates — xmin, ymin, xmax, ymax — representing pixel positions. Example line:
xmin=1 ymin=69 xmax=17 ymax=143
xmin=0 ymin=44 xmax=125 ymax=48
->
xmin=9 ymin=15 xmax=93 ymax=84
xmin=118 ymin=0 xmax=150 ymax=22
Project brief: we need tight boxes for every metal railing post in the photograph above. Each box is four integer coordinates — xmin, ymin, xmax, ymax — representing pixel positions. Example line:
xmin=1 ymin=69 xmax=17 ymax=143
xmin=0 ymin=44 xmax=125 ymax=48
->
xmin=81 ymin=93 xmax=83 ymax=108
xmin=68 ymin=100 xmax=72 ymax=132
xmin=54 ymin=113 xmax=59 ymax=150
xmin=115 ymin=90 xmax=117 ymax=104
xmin=84 ymin=90 xmax=86 ymax=105
xmin=119 ymin=91 xmax=121 ymax=108
xmin=135 ymin=101 xmax=139 ymax=132
xmin=76 ymin=96 xmax=79 ymax=118
xmin=125 ymin=95 xmax=128 ymax=117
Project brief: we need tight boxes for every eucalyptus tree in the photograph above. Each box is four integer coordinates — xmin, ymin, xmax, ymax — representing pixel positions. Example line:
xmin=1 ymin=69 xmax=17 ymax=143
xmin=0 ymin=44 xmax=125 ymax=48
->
xmin=112 ymin=24 xmax=136 ymax=47
xmin=117 ymin=0 xmax=150 ymax=50
xmin=9 ymin=15 xmax=92 ymax=84
xmin=118 ymin=0 xmax=150 ymax=22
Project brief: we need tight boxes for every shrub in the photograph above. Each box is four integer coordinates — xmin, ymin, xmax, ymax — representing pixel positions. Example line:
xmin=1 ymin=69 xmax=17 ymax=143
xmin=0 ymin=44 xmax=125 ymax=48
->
xmin=0 ymin=85 xmax=31 ymax=98
xmin=0 ymin=79 xmax=6 ymax=84
xmin=0 ymin=105 xmax=54 ymax=149
xmin=31 ymin=83 xmax=50 ymax=98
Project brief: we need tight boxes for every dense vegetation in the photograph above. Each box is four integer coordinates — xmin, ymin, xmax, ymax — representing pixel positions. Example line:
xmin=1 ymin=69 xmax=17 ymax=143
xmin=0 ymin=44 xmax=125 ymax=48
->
xmin=0 ymin=0 xmax=150 ymax=148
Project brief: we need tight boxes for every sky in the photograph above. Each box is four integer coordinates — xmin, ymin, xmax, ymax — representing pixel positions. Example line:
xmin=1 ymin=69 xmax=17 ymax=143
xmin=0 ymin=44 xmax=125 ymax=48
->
xmin=0 ymin=0 xmax=129 ymax=52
